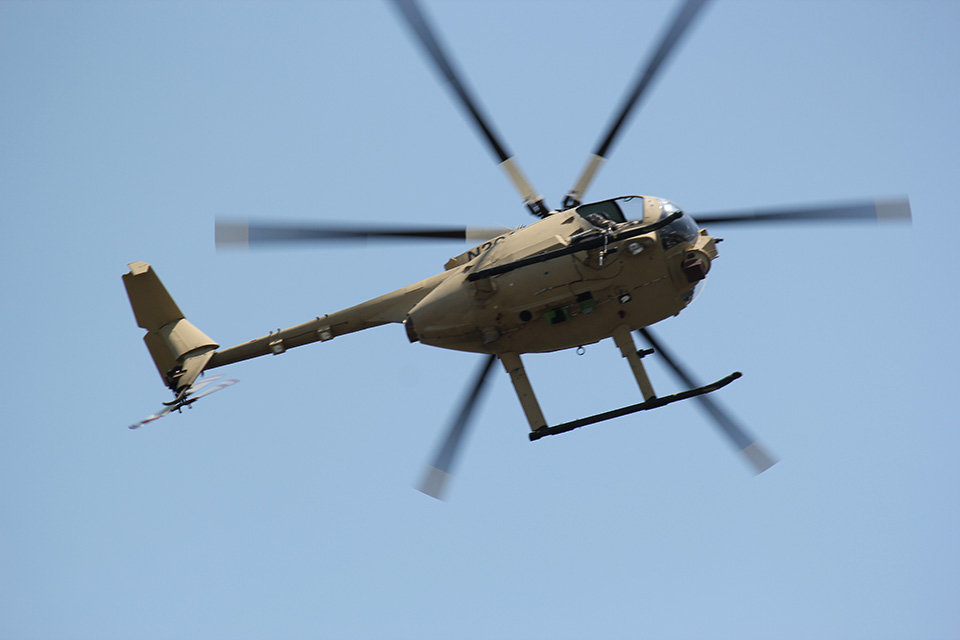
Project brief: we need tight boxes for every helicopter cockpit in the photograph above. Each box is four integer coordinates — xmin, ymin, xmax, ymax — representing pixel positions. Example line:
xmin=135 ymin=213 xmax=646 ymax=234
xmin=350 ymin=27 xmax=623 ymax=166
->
xmin=575 ymin=196 xmax=642 ymax=226
xmin=575 ymin=198 xmax=628 ymax=229
xmin=575 ymin=196 xmax=701 ymax=251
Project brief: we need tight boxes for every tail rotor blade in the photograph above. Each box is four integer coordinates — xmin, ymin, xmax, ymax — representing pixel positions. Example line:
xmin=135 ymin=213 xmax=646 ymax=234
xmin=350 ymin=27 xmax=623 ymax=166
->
xmin=419 ymin=354 xmax=497 ymax=500
xmin=638 ymin=328 xmax=776 ymax=474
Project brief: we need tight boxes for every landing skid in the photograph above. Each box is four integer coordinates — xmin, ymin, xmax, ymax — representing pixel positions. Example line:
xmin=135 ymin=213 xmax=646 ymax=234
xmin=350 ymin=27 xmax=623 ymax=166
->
xmin=528 ymin=371 xmax=741 ymax=441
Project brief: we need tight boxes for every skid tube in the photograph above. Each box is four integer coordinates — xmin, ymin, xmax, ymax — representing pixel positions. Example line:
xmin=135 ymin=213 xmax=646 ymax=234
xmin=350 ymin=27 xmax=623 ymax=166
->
xmin=529 ymin=372 xmax=742 ymax=441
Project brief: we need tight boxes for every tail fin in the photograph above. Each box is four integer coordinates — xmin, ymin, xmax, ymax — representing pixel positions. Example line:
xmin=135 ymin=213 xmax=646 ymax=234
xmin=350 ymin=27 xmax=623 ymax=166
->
xmin=123 ymin=261 xmax=219 ymax=395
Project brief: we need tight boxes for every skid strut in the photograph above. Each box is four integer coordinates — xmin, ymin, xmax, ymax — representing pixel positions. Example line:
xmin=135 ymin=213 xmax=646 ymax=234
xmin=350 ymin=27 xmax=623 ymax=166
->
xmin=498 ymin=333 xmax=743 ymax=442
xmin=499 ymin=352 xmax=547 ymax=431
xmin=613 ymin=325 xmax=656 ymax=400
xmin=529 ymin=372 xmax=742 ymax=441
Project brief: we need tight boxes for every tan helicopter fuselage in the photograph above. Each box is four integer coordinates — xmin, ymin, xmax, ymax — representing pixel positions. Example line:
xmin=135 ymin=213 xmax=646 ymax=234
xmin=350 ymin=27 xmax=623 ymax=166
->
xmin=407 ymin=195 xmax=718 ymax=355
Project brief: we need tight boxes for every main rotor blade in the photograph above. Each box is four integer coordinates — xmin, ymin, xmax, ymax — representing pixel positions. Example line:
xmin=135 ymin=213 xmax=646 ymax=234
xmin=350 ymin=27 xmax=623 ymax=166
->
xmin=693 ymin=197 xmax=912 ymax=226
xmin=390 ymin=0 xmax=549 ymax=217
xmin=216 ymin=220 xmax=511 ymax=249
xmin=638 ymin=328 xmax=776 ymax=474
xmin=419 ymin=354 xmax=497 ymax=500
xmin=564 ymin=0 xmax=712 ymax=208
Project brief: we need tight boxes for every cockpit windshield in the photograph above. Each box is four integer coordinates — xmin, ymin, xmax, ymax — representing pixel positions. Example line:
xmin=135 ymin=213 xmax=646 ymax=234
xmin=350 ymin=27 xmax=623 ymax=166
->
xmin=657 ymin=198 xmax=700 ymax=250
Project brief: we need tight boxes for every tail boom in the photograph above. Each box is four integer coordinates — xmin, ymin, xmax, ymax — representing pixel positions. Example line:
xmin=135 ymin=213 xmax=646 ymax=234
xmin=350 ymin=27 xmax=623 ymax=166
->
xmin=206 ymin=270 xmax=449 ymax=370
xmin=125 ymin=261 xmax=451 ymax=384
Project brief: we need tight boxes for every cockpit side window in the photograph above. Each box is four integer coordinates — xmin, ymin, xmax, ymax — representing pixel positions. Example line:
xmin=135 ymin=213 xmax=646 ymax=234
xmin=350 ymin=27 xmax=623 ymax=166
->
xmin=576 ymin=200 xmax=627 ymax=225
xmin=614 ymin=196 xmax=645 ymax=221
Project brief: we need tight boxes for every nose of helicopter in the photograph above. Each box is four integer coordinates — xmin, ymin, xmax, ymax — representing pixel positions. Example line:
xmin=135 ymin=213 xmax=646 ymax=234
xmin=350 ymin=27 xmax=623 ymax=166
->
xmin=681 ymin=252 xmax=709 ymax=282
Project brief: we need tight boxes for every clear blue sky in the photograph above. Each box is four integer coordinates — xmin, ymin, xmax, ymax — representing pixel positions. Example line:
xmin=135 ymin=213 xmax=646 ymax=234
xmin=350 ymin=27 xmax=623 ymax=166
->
xmin=2 ymin=1 xmax=958 ymax=638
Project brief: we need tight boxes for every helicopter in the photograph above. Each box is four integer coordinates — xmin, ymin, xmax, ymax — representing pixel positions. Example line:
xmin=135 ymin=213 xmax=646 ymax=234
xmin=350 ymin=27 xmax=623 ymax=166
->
xmin=123 ymin=0 xmax=910 ymax=499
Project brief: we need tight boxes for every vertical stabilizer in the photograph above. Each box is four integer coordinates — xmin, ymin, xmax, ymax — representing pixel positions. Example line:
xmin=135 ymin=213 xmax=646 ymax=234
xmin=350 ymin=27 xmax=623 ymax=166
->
xmin=123 ymin=262 xmax=218 ymax=393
